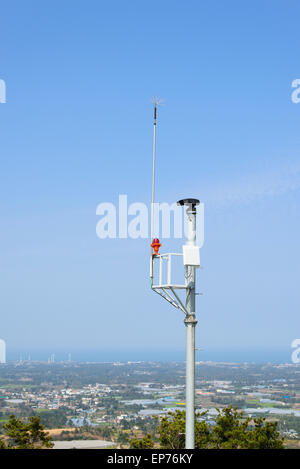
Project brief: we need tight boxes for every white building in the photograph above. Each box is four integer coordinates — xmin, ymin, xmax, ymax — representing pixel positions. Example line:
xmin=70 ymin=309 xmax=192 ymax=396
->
xmin=0 ymin=339 xmax=6 ymax=363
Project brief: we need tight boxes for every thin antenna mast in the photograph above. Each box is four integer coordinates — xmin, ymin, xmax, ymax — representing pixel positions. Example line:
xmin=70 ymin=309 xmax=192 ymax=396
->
xmin=150 ymin=99 xmax=163 ymax=239
xmin=150 ymin=101 xmax=157 ymax=245
xmin=150 ymin=97 xmax=163 ymax=283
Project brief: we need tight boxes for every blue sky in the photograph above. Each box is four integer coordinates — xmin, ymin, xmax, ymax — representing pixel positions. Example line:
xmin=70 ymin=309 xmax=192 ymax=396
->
xmin=0 ymin=0 xmax=300 ymax=361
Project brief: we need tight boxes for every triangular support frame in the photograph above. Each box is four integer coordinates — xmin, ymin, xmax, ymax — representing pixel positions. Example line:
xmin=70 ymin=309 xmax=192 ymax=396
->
xmin=152 ymin=285 xmax=188 ymax=315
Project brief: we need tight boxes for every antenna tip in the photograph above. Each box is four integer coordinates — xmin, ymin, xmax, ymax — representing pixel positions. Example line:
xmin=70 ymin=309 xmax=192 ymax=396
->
xmin=150 ymin=96 xmax=164 ymax=106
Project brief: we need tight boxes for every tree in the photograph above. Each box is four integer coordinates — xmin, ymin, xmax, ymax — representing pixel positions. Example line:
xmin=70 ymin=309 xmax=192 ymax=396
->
xmin=102 ymin=426 xmax=113 ymax=439
xmin=158 ymin=410 xmax=210 ymax=449
xmin=209 ymin=407 xmax=252 ymax=448
xmin=209 ymin=407 xmax=284 ymax=449
xmin=117 ymin=431 xmax=129 ymax=448
xmin=129 ymin=434 xmax=155 ymax=449
xmin=243 ymin=417 xmax=285 ymax=449
xmin=37 ymin=409 xmax=68 ymax=429
xmin=0 ymin=438 xmax=7 ymax=449
xmin=2 ymin=415 xmax=54 ymax=449
xmin=132 ymin=406 xmax=284 ymax=450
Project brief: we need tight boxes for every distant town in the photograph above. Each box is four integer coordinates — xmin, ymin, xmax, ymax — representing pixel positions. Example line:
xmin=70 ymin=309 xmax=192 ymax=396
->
xmin=0 ymin=361 xmax=299 ymax=448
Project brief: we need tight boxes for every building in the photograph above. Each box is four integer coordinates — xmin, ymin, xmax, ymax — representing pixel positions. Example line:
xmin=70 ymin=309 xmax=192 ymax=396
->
xmin=53 ymin=440 xmax=116 ymax=449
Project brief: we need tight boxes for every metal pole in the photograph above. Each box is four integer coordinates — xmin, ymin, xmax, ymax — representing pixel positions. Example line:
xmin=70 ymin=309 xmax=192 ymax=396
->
xmin=184 ymin=203 xmax=198 ymax=449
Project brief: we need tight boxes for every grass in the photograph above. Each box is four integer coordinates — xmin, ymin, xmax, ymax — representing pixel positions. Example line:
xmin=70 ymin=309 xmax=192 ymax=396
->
xmin=245 ymin=399 xmax=284 ymax=408
xmin=1 ymin=384 xmax=25 ymax=389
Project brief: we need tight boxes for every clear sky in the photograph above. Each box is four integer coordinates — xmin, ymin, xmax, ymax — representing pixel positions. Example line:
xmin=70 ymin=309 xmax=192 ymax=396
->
xmin=0 ymin=1 xmax=300 ymax=362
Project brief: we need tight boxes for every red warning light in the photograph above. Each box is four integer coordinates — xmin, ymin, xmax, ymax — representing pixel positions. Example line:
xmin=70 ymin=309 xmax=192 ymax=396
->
xmin=151 ymin=238 xmax=161 ymax=256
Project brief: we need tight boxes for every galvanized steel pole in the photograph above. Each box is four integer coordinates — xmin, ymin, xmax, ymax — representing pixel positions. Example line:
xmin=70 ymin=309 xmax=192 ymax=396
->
xmin=184 ymin=202 xmax=198 ymax=449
